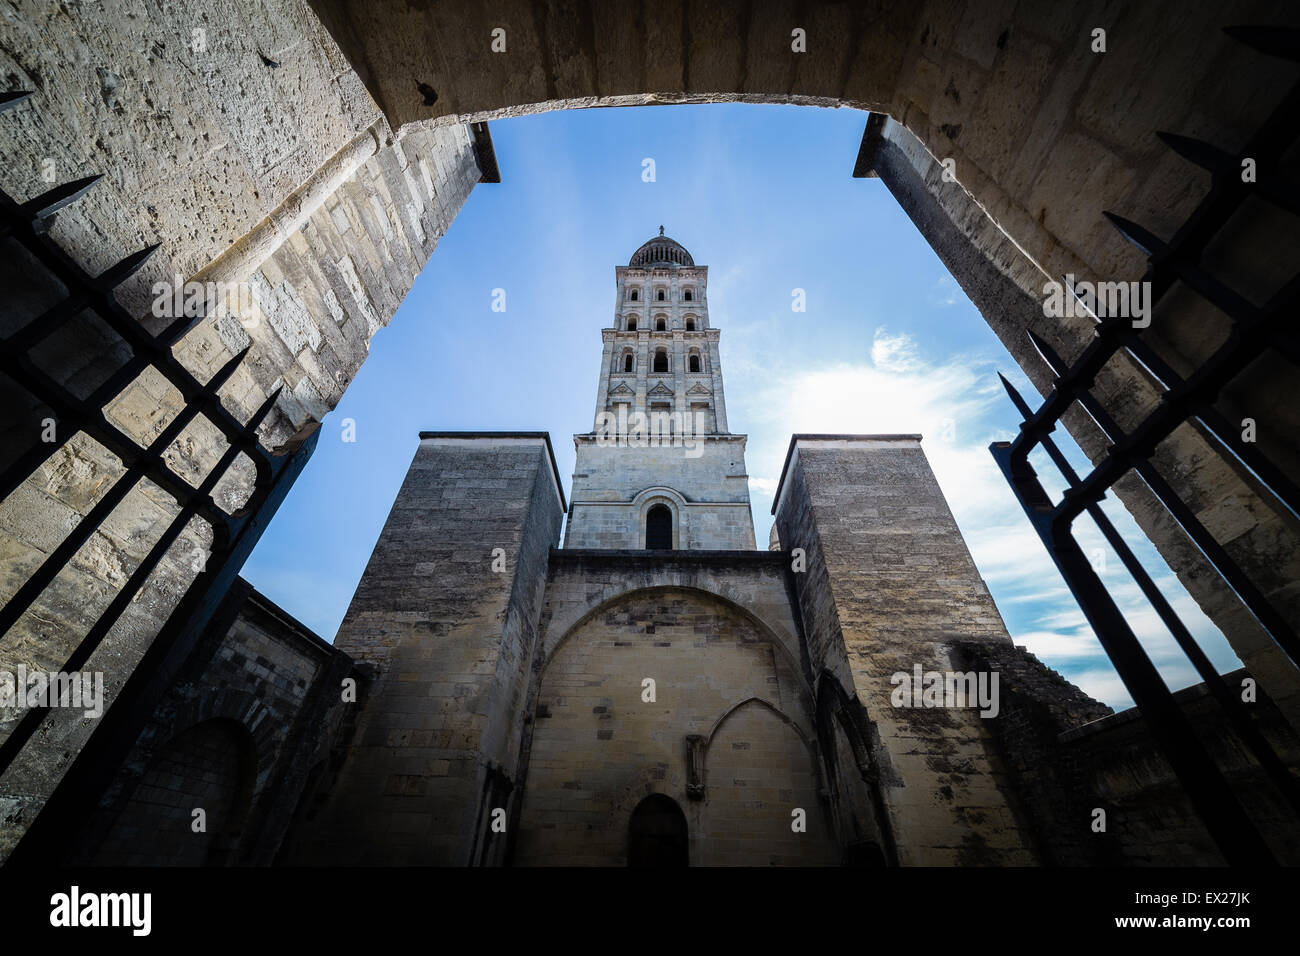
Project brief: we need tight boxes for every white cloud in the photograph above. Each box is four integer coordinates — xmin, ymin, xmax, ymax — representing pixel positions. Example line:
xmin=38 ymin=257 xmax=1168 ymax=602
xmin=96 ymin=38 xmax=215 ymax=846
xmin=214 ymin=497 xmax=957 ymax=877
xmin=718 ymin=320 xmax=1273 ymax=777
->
xmin=1013 ymin=630 xmax=1106 ymax=660
xmin=870 ymin=328 xmax=925 ymax=372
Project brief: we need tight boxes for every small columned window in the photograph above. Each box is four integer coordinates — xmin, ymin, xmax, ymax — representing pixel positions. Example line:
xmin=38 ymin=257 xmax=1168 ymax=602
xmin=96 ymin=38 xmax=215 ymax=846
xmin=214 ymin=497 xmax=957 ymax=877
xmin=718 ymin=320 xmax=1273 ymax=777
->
xmin=626 ymin=317 xmax=637 ymax=331
xmin=630 ymin=289 xmax=639 ymax=301
xmin=657 ymin=289 xmax=666 ymax=301
xmin=653 ymin=349 xmax=668 ymax=373
xmin=688 ymin=354 xmax=701 ymax=373
xmin=655 ymin=318 xmax=666 ymax=331
xmin=623 ymin=353 xmax=634 ymax=372
xmin=684 ymin=289 xmax=693 ymax=302
xmin=646 ymin=504 xmax=672 ymax=550
xmin=685 ymin=318 xmax=695 ymax=331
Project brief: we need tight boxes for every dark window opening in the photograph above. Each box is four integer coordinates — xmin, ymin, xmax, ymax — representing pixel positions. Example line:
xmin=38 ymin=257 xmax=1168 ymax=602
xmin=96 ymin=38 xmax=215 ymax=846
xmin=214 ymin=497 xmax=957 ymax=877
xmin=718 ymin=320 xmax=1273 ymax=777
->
xmin=688 ymin=354 xmax=701 ymax=373
xmin=645 ymin=504 xmax=672 ymax=551
xmin=628 ymin=793 xmax=687 ymax=865
xmin=685 ymin=319 xmax=695 ymax=331
xmin=684 ymin=290 xmax=693 ymax=301
xmin=630 ymin=289 xmax=639 ymax=301
xmin=653 ymin=350 xmax=668 ymax=373
xmin=627 ymin=318 xmax=636 ymax=331
xmin=656 ymin=318 xmax=666 ymax=331
xmin=623 ymin=354 xmax=634 ymax=372
xmin=657 ymin=289 xmax=665 ymax=301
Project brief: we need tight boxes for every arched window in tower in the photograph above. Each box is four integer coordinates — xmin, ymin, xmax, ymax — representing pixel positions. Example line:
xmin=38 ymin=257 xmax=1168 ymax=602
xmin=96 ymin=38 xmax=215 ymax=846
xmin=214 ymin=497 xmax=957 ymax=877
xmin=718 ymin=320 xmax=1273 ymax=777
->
xmin=655 ymin=318 xmax=666 ymax=331
xmin=657 ymin=289 xmax=665 ymax=301
xmin=689 ymin=353 xmax=701 ymax=373
xmin=653 ymin=349 xmax=668 ymax=373
xmin=645 ymin=504 xmax=673 ymax=551
xmin=684 ymin=289 xmax=693 ymax=301
xmin=626 ymin=317 xmax=637 ymax=332
xmin=623 ymin=353 xmax=634 ymax=372
xmin=685 ymin=318 xmax=695 ymax=331
xmin=627 ymin=793 xmax=687 ymax=865
xmin=630 ymin=289 xmax=639 ymax=301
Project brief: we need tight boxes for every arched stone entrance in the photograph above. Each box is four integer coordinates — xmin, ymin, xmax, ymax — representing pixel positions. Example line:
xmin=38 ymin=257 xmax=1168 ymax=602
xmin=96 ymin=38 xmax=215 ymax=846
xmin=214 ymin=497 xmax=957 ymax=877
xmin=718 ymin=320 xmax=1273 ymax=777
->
xmin=628 ymin=794 xmax=688 ymax=867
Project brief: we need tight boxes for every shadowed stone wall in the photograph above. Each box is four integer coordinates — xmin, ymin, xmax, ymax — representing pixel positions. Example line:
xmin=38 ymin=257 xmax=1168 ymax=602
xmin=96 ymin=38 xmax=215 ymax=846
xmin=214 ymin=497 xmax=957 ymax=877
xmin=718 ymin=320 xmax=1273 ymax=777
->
xmin=282 ymin=434 xmax=565 ymax=865
xmin=773 ymin=435 xmax=1036 ymax=865
xmin=63 ymin=577 xmax=355 ymax=866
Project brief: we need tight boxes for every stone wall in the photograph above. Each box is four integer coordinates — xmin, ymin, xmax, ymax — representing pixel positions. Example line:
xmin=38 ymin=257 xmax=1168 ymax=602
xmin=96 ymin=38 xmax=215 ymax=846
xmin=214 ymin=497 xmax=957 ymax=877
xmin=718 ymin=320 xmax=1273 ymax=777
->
xmin=565 ymin=437 xmax=756 ymax=550
xmin=0 ymin=0 xmax=488 ymax=860
xmin=282 ymin=433 xmax=565 ymax=865
xmin=63 ymin=577 xmax=354 ymax=865
xmin=955 ymin=640 xmax=1118 ymax=866
xmin=1062 ymin=669 xmax=1300 ymax=865
xmin=773 ymin=435 xmax=1036 ymax=865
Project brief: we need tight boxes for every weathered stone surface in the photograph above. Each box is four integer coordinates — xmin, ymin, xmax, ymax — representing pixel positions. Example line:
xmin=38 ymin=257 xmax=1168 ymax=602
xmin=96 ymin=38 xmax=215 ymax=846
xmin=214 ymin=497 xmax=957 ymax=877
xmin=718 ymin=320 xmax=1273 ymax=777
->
xmin=281 ymin=435 xmax=564 ymax=865
xmin=774 ymin=435 xmax=1035 ymax=865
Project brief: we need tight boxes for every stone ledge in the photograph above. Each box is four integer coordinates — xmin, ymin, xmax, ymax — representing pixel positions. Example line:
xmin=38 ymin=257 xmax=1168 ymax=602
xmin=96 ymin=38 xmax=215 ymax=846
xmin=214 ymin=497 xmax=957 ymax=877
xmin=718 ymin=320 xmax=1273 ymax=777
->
xmin=772 ymin=433 xmax=926 ymax=515
xmin=417 ymin=430 xmax=566 ymax=512
xmin=549 ymin=548 xmax=785 ymax=570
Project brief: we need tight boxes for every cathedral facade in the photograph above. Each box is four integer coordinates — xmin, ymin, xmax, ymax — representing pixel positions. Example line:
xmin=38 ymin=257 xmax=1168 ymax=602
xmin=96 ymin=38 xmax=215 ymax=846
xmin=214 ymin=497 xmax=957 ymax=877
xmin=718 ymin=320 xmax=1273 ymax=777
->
xmin=279 ymin=231 xmax=1086 ymax=866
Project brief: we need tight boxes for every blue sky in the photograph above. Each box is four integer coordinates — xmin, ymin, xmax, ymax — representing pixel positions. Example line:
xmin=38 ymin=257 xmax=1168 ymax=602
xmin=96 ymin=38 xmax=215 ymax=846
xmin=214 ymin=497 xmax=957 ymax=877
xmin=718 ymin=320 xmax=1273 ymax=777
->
xmin=240 ymin=103 xmax=1240 ymax=710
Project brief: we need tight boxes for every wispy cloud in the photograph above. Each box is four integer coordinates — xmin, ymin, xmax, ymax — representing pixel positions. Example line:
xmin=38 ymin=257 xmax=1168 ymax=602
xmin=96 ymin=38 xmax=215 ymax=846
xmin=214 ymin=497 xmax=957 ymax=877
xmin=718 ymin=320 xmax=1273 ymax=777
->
xmin=928 ymin=275 xmax=962 ymax=307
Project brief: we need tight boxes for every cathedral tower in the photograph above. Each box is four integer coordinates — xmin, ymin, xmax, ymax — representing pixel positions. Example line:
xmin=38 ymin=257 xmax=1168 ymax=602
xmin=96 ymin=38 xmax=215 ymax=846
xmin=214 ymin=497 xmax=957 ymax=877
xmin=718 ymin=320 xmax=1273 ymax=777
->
xmin=564 ymin=229 xmax=756 ymax=550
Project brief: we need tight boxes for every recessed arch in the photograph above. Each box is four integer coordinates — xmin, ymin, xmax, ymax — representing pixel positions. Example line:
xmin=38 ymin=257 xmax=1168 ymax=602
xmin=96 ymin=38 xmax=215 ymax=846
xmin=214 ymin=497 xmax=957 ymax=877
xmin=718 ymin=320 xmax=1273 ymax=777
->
xmin=705 ymin=695 xmax=811 ymax=749
xmin=93 ymin=717 xmax=257 ymax=866
xmin=539 ymin=583 xmax=812 ymax=702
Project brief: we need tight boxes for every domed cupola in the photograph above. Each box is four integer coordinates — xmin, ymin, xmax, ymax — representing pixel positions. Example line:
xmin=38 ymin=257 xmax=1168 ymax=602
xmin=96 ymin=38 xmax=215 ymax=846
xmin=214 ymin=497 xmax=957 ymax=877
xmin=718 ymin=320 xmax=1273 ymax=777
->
xmin=629 ymin=226 xmax=694 ymax=268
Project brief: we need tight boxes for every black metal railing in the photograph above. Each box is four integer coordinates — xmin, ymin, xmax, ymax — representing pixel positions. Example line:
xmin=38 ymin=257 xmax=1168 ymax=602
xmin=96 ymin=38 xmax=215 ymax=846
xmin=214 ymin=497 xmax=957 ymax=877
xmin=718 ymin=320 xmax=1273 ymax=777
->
xmin=991 ymin=26 xmax=1300 ymax=866
xmin=0 ymin=90 xmax=316 ymax=857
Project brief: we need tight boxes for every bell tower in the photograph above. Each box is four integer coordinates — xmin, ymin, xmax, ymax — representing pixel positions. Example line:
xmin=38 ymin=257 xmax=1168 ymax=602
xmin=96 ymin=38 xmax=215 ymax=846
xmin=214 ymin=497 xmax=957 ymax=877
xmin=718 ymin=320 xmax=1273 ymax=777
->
xmin=564 ymin=231 xmax=756 ymax=550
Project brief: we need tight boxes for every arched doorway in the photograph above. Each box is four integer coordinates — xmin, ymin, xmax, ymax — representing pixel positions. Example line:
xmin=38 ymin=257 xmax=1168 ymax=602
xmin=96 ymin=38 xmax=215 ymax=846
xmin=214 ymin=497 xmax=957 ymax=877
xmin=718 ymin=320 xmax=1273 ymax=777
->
xmin=93 ymin=718 xmax=255 ymax=866
xmin=628 ymin=794 xmax=688 ymax=867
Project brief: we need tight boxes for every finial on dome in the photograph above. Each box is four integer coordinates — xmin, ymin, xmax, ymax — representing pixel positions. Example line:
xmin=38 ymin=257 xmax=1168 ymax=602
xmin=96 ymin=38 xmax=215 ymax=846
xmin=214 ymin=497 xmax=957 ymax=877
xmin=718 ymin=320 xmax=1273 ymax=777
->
xmin=659 ymin=225 xmax=664 ymax=236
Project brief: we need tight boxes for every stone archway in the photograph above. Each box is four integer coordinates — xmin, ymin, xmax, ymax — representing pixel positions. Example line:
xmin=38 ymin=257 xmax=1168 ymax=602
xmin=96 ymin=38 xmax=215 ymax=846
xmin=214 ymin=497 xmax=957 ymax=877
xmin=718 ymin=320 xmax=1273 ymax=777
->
xmin=512 ymin=583 xmax=827 ymax=865
xmin=627 ymin=793 xmax=689 ymax=867
xmin=1 ymin=0 xmax=1298 ymax=862
xmin=91 ymin=718 xmax=257 ymax=866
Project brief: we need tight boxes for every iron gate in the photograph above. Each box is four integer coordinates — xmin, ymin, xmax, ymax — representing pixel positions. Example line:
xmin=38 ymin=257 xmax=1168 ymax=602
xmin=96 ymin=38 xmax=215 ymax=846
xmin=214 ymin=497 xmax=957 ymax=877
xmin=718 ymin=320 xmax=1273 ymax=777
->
xmin=0 ymin=89 xmax=316 ymax=861
xmin=991 ymin=25 xmax=1300 ymax=866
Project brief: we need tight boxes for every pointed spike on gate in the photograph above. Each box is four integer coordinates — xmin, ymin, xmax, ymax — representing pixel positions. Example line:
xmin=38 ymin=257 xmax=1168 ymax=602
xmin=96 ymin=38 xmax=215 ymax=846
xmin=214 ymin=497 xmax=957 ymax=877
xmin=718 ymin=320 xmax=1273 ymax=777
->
xmin=22 ymin=174 xmax=102 ymax=219
xmin=244 ymin=383 xmax=284 ymax=434
xmin=996 ymin=372 xmax=1034 ymax=417
xmin=997 ymin=371 xmax=1021 ymax=400
xmin=95 ymin=242 xmax=162 ymax=290
xmin=1025 ymin=327 xmax=1067 ymax=374
xmin=1223 ymin=25 xmax=1300 ymax=62
xmin=212 ymin=344 xmax=253 ymax=383
xmin=1155 ymin=131 xmax=1232 ymax=173
xmin=0 ymin=91 xmax=34 ymax=113
xmin=1102 ymin=211 xmax=1166 ymax=257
